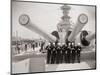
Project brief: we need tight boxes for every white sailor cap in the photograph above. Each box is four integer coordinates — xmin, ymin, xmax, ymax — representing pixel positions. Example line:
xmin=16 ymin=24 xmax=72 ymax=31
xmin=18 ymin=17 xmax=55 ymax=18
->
xmin=58 ymin=43 xmax=61 ymax=45
xmin=53 ymin=43 xmax=55 ymax=45
xmin=62 ymin=43 xmax=65 ymax=45
xmin=77 ymin=43 xmax=81 ymax=46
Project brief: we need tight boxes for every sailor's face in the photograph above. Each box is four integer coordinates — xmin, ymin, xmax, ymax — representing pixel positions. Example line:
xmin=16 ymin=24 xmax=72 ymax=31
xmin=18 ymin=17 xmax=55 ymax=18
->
xmin=68 ymin=43 xmax=71 ymax=46
xmin=58 ymin=43 xmax=61 ymax=46
xmin=62 ymin=43 xmax=65 ymax=46
xmin=72 ymin=43 xmax=74 ymax=46
xmin=48 ymin=43 xmax=50 ymax=45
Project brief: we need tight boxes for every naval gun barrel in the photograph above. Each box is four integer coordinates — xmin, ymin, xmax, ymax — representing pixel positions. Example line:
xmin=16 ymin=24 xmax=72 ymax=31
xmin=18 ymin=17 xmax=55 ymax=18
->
xmin=19 ymin=14 xmax=56 ymax=42
xmin=68 ymin=14 xmax=88 ymax=42
xmin=86 ymin=33 xmax=95 ymax=42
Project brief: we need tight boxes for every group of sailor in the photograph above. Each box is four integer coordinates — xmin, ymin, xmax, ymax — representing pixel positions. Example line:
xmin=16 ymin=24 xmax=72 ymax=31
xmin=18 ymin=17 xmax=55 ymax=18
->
xmin=46 ymin=42 xmax=82 ymax=64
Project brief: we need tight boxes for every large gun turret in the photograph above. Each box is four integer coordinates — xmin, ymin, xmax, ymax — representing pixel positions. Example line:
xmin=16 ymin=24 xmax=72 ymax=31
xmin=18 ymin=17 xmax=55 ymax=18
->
xmin=68 ymin=14 xmax=88 ymax=42
xmin=19 ymin=14 xmax=56 ymax=42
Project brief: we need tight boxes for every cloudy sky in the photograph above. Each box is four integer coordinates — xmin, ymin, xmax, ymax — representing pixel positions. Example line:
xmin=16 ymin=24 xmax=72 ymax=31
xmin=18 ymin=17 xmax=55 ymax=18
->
xmin=12 ymin=1 xmax=96 ymax=39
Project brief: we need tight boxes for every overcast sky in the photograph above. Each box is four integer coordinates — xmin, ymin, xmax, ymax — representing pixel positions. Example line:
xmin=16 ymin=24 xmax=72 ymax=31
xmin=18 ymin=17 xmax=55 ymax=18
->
xmin=12 ymin=1 xmax=95 ymax=39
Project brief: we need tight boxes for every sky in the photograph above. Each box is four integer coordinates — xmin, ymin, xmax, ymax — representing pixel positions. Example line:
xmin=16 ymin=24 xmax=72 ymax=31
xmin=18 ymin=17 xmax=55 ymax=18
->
xmin=12 ymin=1 xmax=96 ymax=39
